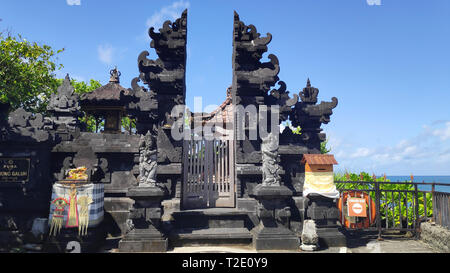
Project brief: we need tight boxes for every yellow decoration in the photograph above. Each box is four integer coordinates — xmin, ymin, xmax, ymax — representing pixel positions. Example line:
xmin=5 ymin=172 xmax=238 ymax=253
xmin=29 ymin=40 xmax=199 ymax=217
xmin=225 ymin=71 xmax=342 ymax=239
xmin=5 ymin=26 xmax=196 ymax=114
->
xmin=77 ymin=196 xmax=93 ymax=236
xmin=67 ymin=166 xmax=88 ymax=180
xmin=66 ymin=185 xmax=79 ymax=227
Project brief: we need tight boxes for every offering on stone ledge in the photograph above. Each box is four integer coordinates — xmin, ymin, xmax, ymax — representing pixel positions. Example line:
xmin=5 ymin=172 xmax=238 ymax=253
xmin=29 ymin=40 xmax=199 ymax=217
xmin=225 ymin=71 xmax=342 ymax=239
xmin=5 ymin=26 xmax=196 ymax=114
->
xmin=67 ymin=166 xmax=88 ymax=180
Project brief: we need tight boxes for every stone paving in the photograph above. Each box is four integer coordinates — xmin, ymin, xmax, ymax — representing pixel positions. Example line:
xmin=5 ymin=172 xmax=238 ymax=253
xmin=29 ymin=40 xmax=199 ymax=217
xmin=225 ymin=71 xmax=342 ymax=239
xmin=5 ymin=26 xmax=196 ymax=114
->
xmin=166 ymin=238 xmax=435 ymax=254
xmin=102 ymin=232 xmax=437 ymax=253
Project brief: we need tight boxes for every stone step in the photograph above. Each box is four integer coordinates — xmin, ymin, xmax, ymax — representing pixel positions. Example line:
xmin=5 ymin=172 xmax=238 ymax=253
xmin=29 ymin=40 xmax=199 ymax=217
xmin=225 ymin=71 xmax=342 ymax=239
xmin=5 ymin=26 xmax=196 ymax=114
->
xmin=169 ymin=227 xmax=253 ymax=247
xmin=171 ymin=208 xmax=251 ymax=229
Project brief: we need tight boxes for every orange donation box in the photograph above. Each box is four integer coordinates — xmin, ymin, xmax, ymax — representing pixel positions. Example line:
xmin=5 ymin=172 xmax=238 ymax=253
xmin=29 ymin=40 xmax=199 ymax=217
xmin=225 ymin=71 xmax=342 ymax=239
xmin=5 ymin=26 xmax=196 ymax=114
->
xmin=301 ymin=154 xmax=339 ymax=199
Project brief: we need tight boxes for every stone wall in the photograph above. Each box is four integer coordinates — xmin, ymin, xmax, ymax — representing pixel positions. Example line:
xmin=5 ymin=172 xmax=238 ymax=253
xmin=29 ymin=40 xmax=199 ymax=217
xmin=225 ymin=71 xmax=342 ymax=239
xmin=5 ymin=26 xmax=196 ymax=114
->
xmin=420 ymin=222 xmax=450 ymax=253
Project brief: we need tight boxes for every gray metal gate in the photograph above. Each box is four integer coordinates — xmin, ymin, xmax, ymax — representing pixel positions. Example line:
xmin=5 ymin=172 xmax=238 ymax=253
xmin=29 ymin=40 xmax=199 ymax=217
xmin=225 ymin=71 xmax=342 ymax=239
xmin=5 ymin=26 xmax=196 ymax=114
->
xmin=182 ymin=138 xmax=235 ymax=209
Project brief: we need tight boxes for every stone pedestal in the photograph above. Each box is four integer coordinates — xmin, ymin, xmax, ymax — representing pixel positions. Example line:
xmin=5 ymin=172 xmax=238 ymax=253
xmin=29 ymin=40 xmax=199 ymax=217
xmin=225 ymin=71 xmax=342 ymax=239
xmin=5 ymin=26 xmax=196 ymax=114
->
xmin=251 ymin=184 xmax=300 ymax=251
xmin=306 ymin=193 xmax=346 ymax=247
xmin=300 ymin=220 xmax=319 ymax=251
xmin=119 ymin=186 xmax=168 ymax=252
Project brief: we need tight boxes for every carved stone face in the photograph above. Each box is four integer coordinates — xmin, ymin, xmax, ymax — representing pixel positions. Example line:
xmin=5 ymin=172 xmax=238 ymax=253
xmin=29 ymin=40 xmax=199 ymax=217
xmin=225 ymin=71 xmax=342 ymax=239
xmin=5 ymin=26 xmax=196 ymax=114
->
xmin=262 ymin=133 xmax=278 ymax=152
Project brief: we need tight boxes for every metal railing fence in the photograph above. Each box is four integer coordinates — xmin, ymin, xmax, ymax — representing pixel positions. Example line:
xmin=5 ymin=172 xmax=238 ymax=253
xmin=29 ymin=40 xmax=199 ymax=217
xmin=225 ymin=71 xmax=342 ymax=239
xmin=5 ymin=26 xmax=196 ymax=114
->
xmin=335 ymin=181 xmax=450 ymax=239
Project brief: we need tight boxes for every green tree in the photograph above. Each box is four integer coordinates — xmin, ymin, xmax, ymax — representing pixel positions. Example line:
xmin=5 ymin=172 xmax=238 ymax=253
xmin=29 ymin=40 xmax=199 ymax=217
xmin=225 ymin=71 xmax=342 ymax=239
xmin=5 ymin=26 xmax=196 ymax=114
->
xmin=320 ymin=138 xmax=331 ymax=154
xmin=121 ymin=116 xmax=136 ymax=134
xmin=0 ymin=32 xmax=64 ymax=113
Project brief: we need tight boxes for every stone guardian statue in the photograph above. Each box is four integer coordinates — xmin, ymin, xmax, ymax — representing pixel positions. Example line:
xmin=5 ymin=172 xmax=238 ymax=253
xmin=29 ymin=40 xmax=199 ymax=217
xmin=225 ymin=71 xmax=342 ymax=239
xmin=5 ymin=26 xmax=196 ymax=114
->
xmin=261 ymin=132 xmax=281 ymax=186
xmin=138 ymin=131 xmax=157 ymax=187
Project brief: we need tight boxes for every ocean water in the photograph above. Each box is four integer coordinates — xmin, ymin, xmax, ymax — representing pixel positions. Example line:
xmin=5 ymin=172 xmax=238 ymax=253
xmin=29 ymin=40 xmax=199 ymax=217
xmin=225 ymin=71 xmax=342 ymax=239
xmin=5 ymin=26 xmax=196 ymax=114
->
xmin=387 ymin=176 xmax=450 ymax=193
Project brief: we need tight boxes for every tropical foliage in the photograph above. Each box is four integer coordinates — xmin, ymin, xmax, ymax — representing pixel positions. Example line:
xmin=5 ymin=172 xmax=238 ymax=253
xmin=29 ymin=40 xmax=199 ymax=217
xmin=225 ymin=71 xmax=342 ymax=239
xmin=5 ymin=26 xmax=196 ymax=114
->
xmin=0 ymin=31 xmax=137 ymax=133
xmin=335 ymin=171 xmax=433 ymax=227
xmin=0 ymin=32 xmax=64 ymax=113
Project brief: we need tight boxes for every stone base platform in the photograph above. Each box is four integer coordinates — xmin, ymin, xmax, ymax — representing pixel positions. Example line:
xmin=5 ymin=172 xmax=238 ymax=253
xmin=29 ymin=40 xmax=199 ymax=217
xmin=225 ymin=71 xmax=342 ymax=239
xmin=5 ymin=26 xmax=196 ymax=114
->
xmin=168 ymin=208 xmax=253 ymax=247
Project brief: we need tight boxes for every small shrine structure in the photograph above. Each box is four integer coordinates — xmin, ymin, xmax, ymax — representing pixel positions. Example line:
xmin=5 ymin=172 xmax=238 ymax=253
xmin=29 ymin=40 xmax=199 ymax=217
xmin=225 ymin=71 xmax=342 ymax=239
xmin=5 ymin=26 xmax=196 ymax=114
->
xmin=80 ymin=68 xmax=131 ymax=134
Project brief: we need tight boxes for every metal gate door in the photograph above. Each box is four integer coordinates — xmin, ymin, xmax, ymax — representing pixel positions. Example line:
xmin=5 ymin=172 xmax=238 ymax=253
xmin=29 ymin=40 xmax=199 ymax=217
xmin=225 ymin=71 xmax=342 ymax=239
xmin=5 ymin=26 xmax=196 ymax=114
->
xmin=182 ymin=138 xmax=235 ymax=209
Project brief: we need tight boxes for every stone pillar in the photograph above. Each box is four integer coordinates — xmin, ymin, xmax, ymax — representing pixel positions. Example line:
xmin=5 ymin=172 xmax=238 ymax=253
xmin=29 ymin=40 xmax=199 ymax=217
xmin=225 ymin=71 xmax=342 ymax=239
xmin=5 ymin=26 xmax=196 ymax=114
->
xmin=251 ymin=184 xmax=299 ymax=250
xmin=119 ymin=186 xmax=167 ymax=252
xmin=306 ymin=193 xmax=346 ymax=247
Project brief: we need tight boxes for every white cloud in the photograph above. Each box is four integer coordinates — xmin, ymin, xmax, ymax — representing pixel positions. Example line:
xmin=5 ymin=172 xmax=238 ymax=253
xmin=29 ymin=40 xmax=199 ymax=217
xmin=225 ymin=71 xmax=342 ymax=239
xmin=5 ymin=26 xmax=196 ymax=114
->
xmin=332 ymin=121 xmax=450 ymax=175
xmin=98 ymin=44 xmax=114 ymax=65
xmin=66 ymin=0 xmax=81 ymax=6
xmin=350 ymin=147 xmax=372 ymax=158
xmin=432 ymin=121 xmax=450 ymax=141
xmin=55 ymin=71 xmax=85 ymax=82
xmin=146 ymin=0 xmax=190 ymax=30
xmin=366 ymin=0 xmax=381 ymax=5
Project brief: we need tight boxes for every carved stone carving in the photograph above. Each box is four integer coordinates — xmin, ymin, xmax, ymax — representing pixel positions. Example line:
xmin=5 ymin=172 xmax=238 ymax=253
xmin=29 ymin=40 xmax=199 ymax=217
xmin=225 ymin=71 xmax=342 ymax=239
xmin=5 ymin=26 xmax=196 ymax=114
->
xmin=45 ymin=74 xmax=82 ymax=140
xmin=232 ymin=11 xmax=279 ymax=96
xmin=126 ymin=77 xmax=158 ymax=135
xmin=138 ymin=131 xmax=157 ymax=187
xmin=137 ymin=10 xmax=187 ymax=167
xmin=232 ymin=12 xmax=282 ymax=165
xmin=267 ymin=81 xmax=298 ymax=122
xmin=290 ymin=79 xmax=338 ymax=150
xmin=138 ymin=9 xmax=187 ymax=127
xmin=6 ymin=108 xmax=50 ymax=143
xmin=261 ymin=132 xmax=281 ymax=186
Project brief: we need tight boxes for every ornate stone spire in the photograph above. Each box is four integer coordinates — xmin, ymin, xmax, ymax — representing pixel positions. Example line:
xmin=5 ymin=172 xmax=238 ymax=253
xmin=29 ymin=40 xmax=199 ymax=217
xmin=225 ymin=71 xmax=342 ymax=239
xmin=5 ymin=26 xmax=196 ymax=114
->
xmin=299 ymin=78 xmax=319 ymax=104
xmin=109 ymin=67 xmax=121 ymax=83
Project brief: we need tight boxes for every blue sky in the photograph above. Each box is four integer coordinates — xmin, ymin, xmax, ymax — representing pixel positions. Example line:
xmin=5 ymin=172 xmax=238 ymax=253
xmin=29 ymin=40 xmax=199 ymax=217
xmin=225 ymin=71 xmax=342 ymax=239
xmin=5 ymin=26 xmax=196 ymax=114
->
xmin=1 ymin=0 xmax=449 ymax=175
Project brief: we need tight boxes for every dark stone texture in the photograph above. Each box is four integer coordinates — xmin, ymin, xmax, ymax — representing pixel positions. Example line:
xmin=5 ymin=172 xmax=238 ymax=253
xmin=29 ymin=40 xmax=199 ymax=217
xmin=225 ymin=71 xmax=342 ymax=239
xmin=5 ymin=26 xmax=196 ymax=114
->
xmin=138 ymin=10 xmax=187 ymax=128
xmin=103 ymin=197 xmax=133 ymax=236
xmin=280 ymin=153 xmax=305 ymax=196
xmin=306 ymin=194 xmax=340 ymax=227
xmin=119 ymin=236 xmax=168 ymax=253
xmin=232 ymin=12 xmax=278 ymax=166
xmin=157 ymin=127 xmax=183 ymax=163
xmin=43 ymin=225 xmax=106 ymax=253
xmin=169 ymin=208 xmax=253 ymax=247
xmin=289 ymin=196 xmax=309 ymax=235
xmin=0 ymin=106 xmax=54 ymax=248
xmin=306 ymin=194 xmax=347 ymax=247
xmin=250 ymin=185 xmax=300 ymax=250
xmin=316 ymin=227 xmax=347 ymax=248
xmin=172 ymin=209 xmax=249 ymax=229
xmin=169 ymin=228 xmax=252 ymax=248
xmin=52 ymin=133 xmax=140 ymax=192
xmin=290 ymin=79 xmax=338 ymax=152
xmin=45 ymin=74 xmax=82 ymax=141
xmin=119 ymin=186 xmax=168 ymax=252
xmin=5 ymin=108 xmax=51 ymax=143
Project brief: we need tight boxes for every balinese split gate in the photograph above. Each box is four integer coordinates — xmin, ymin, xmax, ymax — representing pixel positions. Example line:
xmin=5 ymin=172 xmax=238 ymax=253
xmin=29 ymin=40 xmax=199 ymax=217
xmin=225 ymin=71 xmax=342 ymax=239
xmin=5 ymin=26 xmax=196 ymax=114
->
xmin=0 ymin=9 xmax=347 ymax=252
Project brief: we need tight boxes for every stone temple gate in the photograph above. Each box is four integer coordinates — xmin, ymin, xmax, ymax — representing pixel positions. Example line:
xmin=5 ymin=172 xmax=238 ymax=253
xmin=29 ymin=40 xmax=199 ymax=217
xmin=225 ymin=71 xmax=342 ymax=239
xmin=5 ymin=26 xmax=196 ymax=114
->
xmin=0 ymin=10 xmax=345 ymax=252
